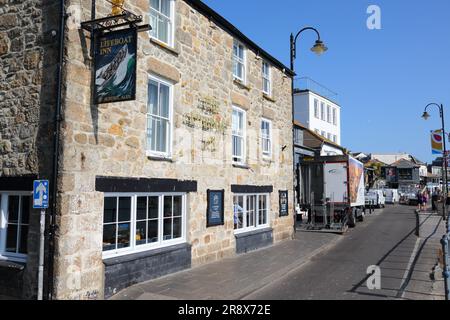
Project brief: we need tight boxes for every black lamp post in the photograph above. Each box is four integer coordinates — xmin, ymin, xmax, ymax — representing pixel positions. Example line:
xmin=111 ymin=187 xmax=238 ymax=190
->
xmin=422 ymin=103 xmax=448 ymax=221
xmin=423 ymin=103 xmax=450 ymax=300
xmin=290 ymin=27 xmax=327 ymax=231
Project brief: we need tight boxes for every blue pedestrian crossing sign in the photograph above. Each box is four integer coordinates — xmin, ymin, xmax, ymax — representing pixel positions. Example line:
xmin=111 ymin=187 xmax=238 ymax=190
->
xmin=33 ymin=180 xmax=49 ymax=209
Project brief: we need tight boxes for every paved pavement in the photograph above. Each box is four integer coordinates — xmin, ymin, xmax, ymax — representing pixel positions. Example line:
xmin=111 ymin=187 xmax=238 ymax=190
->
xmin=111 ymin=204 xmax=446 ymax=300
xmin=245 ymin=205 xmax=446 ymax=300
xmin=111 ymin=230 xmax=343 ymax=300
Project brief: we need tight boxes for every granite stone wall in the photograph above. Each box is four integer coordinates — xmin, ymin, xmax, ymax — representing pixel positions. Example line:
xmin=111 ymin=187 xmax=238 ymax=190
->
xmin=52 ymin=0 xmax=295 ymax=299
xmin=0 ymin=0 xmax=60 ymax=299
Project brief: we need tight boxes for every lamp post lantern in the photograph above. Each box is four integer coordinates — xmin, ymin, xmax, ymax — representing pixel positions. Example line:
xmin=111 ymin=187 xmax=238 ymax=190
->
xmin=290 ymin=27 xmax=327 ymax=232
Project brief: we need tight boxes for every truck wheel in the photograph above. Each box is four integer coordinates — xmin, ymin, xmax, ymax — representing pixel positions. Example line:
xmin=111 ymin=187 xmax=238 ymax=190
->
xmin=358 ymin=209 xmax=364 ymax=222
xmin=347 ymin=209 xmax=356 ymax=228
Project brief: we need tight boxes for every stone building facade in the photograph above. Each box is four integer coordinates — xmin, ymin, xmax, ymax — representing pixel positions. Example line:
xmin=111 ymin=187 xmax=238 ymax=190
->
xmin=0 ymin=0 xmax=60 ymax=298
xmin=0 ymin=0 xmax=294 ymax=299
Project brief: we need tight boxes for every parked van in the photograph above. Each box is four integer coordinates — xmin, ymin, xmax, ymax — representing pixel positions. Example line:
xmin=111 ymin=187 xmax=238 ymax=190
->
xmin=385 ymin=189 xmax=399 ymax=204
xmin=366 ymin=189 xmax=386 ymax=208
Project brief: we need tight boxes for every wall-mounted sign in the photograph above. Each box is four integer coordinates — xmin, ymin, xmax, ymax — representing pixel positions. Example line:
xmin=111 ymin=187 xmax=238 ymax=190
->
xmin=94 ymin=27 xmax=137 ymax=104
xmin=279 ymin=190 xmax=289 ymax=217
xmin=207 ymin=190 xmax=225 ymax=227
xmin=183 ymin=96 xmax=227 ymax=133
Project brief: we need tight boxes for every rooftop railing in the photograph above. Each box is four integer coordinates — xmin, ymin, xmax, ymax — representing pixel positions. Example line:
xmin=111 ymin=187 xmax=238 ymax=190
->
xmin=294 ymin=77 xmax=339 ymax=103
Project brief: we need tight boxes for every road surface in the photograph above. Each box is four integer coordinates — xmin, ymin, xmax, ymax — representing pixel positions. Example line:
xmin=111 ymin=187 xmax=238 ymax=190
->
xmin=243 ymin=204 xmax=443 ymax=300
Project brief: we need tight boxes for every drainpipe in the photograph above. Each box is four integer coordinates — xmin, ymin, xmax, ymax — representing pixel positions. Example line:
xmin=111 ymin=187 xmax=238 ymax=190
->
xmin=47 ymin=0 xmax=67 ymax=300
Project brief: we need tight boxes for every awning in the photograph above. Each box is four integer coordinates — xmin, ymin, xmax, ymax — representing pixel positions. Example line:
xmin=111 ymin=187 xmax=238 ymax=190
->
xmin=295 ymin=147 xmax=315 ymax=157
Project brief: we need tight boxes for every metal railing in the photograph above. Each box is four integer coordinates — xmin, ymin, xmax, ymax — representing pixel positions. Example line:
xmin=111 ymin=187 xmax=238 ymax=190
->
xmin=293 ymin=77 xmax=339 ymax=103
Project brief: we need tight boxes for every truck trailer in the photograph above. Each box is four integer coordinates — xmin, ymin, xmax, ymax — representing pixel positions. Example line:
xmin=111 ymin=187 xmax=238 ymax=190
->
xmin=298 ymin=155 xmax=366 ymax=233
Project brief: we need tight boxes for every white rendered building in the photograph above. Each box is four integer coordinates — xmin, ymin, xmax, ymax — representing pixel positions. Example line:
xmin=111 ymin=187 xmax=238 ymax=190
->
xmin=294 ymin=88 xmax=341 ymax=146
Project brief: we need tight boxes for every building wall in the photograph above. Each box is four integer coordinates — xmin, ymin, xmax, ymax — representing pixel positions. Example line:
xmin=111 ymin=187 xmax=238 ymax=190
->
xmin=294 ymin=91 xmax=341 ymax=145
xmin=0 ymin=0 xmax=60 ymax=299
xmin=53 ymin=0 xmax=294 ymax=299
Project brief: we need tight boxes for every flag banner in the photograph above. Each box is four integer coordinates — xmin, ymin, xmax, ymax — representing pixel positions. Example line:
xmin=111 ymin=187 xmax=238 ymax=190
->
xmin=431 ymin=129 xmax=443 ymax=155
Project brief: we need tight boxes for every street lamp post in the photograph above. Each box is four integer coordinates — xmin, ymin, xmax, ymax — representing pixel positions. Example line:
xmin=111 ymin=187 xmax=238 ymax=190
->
xmin=422 ymin=103 xmax=450 ymax=300
xmin=290 ymin=27 xmax=327 ymax=233
xmin=422 ymin=103 xmax=448 ymax=221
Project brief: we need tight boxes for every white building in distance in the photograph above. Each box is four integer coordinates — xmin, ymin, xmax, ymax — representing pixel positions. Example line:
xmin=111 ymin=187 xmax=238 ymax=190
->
xmin=293 ymin=78 xmax=341 ymax=146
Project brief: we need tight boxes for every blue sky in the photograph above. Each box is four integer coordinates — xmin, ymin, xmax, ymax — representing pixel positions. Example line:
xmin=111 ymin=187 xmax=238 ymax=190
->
xmin=203 ymin=0 xmax=450 ymax=163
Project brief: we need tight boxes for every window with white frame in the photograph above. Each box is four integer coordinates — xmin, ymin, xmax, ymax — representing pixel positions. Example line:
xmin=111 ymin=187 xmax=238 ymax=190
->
xmin=314 ymin=99 xmax=319 ymax=119
xmin=0 ymin=193 xmax=31 ymax=262
xmin=315 ymin=129 xmax=320 ymax=135
xmin=233 ymin=194 xmax=269 ymax=232
xmin=333 ymin=108 xmax=337 ymax=126
xmin=321 ymin=131 xmax=326 ymax=138
xmin=333 ymin=135 xmax=337 ymax=143
xmin=149 ymin=0 xmax=174 ymax=46
xmin=321 ymin=102 xmax=325 ymax=120
xmin=261 ymin=119 xmax=272 ymax=157
xmin=232 ymin=106 xmax=246 ymax=164
xmin=233 ymin=40 xmax=246 ymax=82
xmin=262 ymin=61 xmax=271 ymax=95
xmin=327 ymin=133 xmax=332 ymax=141
xmin=147 ymin=75 xmax=172 ymax=157
xmin=103 ymin=193 xmax=186 ymax=257
xmin=327 ymin=105 xmax=332 ymax=123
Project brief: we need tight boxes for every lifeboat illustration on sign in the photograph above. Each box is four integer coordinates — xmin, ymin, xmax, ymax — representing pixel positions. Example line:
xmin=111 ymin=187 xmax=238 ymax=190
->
xmin=95 ymin=43 xmax=135 ymax=100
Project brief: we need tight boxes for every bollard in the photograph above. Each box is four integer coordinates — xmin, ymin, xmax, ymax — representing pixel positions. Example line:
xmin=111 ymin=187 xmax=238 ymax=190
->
xmin=415 ymin=210 xmax=420 ymax=237
xmin=441 ymin=234 xmax=450 ymax=300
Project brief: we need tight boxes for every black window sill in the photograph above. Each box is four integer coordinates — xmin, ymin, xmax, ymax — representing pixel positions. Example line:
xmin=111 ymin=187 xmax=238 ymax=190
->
xmin=234 ymin=227 xmax=273 ymax=239
xmin=103 ymin=243 xmax=191 ymax=266
xmin=0 ymin=260 xmax=26 ymax=271
xmin=147 ymin=156 xmax=174 ymax=163
xmin=262 ymin=93 xmax=276 ymax=103
xmin=233 ymin=163 xmax=250 ymax=170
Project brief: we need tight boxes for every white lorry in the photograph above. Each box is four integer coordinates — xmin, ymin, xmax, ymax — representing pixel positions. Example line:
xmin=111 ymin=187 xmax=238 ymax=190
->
xmin=300 ymin=155 xmax=366 ymax=232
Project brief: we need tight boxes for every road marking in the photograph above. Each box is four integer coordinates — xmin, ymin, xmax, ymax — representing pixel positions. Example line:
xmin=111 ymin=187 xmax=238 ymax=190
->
xmin=399 ymin=237 xmax=421 ymax=299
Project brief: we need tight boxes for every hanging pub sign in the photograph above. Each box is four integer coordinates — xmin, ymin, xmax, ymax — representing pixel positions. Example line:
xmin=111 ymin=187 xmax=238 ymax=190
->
xmin=94 ymin=27 xmax=137 ymax=104
xmin=279 ymin=190 xmax=289 ymax=217
xmin=207 ymin=190 xmax=225 ymax=227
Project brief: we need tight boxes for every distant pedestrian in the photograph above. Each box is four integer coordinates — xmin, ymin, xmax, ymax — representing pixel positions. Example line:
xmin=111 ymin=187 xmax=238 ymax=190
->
xmin=423 ymin=191 xmax=429 ymax=210
xmin=432 ymin=189 xmax=439 ymax=211
xmin=417 ymin=191 xmax=424 ymax=212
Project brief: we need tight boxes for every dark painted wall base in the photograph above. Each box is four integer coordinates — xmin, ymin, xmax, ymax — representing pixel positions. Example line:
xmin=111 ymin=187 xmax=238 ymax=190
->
xmin=235 ymin=228 xmax=273 ymax=254
xmin=0 ymin=261 xmax=26 ymax=299
xmin=103 ymin=243 xmax=192 ymax=299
